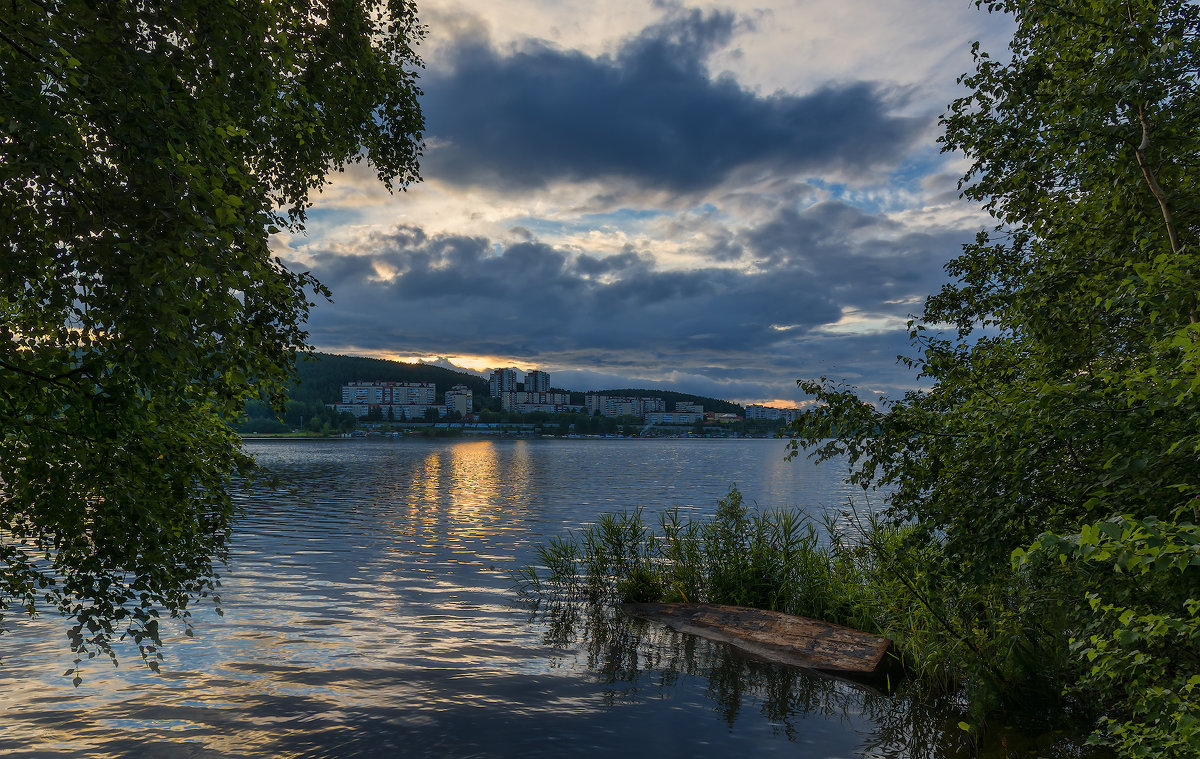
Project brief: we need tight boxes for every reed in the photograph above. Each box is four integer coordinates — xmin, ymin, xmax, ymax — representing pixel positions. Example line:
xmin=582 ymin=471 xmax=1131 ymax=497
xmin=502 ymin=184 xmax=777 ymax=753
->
xmin=515 ymin=487 xmax=891 ymax=632
xmin=514 ymin=487 xmax=1067 ymax=712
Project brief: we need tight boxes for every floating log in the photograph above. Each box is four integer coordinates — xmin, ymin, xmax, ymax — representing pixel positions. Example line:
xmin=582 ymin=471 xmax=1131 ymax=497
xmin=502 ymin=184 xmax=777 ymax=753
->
xmin=621 ymin=602 xmax=892 ymax=674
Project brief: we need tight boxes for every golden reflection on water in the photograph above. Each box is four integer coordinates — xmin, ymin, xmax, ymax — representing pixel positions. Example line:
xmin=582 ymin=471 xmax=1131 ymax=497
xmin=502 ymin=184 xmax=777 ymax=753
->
xmin=447 ymin=439 xmax=508 ymax=523
xmin=0 ymin=439 xmax=1105 ymax=759
xmin=388 ymin=441 xmax=537 ymax=569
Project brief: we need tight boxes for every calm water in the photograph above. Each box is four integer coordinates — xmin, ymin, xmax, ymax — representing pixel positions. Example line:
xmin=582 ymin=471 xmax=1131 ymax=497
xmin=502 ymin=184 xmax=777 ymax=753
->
xmin=0 ymin=439 xmax=1087 ymax=758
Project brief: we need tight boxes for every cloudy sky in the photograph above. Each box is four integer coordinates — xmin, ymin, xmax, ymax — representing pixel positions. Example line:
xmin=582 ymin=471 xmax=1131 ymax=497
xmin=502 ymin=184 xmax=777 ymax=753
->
xmin=279 ymin=0 xmax=1014 ymax=406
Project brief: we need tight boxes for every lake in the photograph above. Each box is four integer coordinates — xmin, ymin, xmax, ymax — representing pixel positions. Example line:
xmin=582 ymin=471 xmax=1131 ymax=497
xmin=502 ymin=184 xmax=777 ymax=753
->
xmin=0 ymin=438 xmax=1092 ymax=758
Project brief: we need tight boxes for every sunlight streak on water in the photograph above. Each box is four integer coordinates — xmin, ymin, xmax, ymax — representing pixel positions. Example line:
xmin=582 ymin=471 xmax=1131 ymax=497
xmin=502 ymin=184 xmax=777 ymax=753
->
xmin=0 ymin=438 xmax=998 ymax=759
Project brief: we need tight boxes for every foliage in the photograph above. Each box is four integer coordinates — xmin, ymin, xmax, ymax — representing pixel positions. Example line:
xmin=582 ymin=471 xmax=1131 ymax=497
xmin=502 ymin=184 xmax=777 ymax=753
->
xmin=518 ymin=488 xmax=885 ymax=633
xmin=516 ymin=486 xmax=1080 ymax=723
xmin=787 ymin=0 xmax=1200 ymax=751
xmin=1018 ymin=517 xmax=1200 ymax=756
xmin=0 ymin=0 xmax=423 ymax=675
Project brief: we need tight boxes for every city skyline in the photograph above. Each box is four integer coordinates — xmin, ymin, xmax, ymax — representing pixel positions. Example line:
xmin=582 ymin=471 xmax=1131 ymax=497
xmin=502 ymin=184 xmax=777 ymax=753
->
xmin=276 ymin=0 xmax=1015 ymax=406
xmin=327 ymin=372 xmax=790 ymax=423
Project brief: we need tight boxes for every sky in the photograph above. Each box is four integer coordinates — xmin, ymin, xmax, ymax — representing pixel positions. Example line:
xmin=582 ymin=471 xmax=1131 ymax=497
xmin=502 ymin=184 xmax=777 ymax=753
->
xmin=277 ymin=0 xmax=1015 ymax=407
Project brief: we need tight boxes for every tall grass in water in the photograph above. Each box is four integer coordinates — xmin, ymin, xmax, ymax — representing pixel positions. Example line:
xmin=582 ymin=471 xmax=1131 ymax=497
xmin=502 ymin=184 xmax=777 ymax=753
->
xmin=514 ymin=488 xmax=1065 ymax=705
xmin=515 ymin=487 xmax=885 ymax=633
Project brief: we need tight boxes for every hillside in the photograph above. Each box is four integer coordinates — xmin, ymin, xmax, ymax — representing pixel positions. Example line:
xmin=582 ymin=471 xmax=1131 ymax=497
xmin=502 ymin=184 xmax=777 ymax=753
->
xmin=240 ymin=355 xmax=751 ymax=433
xmin=293 ymin=353 xmax=488 ymax=404
xmin=292 ymin=356 xmax=743 ymax=414
xmin=589 ymin=388 xmax=743 ymax=415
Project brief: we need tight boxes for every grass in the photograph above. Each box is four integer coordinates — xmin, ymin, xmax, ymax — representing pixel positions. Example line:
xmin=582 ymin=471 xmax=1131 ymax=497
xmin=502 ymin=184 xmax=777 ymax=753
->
xmin=515 ymin=488 xmax=1069 ymax=705
xmin=516 ymin=487 xmax=889 ymax=630
xmin=515 ymin=487 xmax=1112 ymax=751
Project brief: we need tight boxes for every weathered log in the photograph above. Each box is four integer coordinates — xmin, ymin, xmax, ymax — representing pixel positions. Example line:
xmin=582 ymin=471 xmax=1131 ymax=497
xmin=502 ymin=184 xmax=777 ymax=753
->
xmin=621 ymin=602 xmax=892 ymax=674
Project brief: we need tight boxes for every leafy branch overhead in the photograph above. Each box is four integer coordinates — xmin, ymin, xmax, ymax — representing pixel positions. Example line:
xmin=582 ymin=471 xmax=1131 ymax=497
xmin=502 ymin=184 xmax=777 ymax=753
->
xmin=0 ymin=0 xmax=423 ymax=672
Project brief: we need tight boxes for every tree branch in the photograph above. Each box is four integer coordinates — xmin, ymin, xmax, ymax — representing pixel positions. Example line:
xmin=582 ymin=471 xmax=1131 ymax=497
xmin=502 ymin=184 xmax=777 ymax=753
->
xmin=0 ymin=26 xmax=41 ymax=64
xmin=0 ymin=357 xmax=86 ymax=388
xmin=1134 ymin=105 xmax=1182 ymax=257
xmin=1133 ymin=104 xmax=1195 ymax=324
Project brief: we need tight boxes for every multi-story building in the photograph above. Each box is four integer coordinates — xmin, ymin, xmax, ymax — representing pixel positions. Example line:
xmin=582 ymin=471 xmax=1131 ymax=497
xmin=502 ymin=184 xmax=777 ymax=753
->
xmin=488 ymin=368 xmax=521 ymax=397
xmin=500 ymin=390 xmax=570 ymax=411
xmin=445 ymin=385 xmax=473 ymax=417
xmin=585 ymin=394 xmax=666 ymax=419
xmin=744 ymin=404 xmax=801 ymax=423
xmin=644 ymin=401 xmax=704 ymax=425
xmin=645 ymin=411 xmax=702 ymax=425
xmin=524 ymin=370 xmax=551 ymax=393
xmin=335 ymin=381 xmax=440 ymax=419
xmin=341 ymin=381 xmax=435 ymax=406
xmin=744 ymin=404 xmax=779 ymax=420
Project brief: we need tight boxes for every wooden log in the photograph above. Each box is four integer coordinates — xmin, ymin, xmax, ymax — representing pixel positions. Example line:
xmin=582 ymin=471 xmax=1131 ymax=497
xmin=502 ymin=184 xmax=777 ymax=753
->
xmin=621 ymin=602 xmax=892 ymax=674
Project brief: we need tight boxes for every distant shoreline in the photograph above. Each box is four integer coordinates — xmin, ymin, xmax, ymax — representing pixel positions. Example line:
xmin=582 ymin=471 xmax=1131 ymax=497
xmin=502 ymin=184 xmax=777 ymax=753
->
xmin=240 ymin=432 xmax=783 ymax=441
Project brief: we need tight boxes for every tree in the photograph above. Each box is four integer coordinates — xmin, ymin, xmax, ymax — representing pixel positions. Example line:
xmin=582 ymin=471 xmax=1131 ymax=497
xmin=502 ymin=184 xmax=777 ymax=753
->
xmin=790 ymin=0 xmax=1200 ymax=751
xmin=0 ymin=0 xmax=423 ymax=676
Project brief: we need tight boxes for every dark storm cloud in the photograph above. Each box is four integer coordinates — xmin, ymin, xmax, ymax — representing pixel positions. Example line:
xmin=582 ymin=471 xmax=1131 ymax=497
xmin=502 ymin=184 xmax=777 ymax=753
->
xmin=295 ymin=133 xmax=992 ymax=400
xmin=736 ymin=200 xmax=962 ymax=312
xmin=293 ymin=194 xmax=974 ymax=401
xmin=297 ymin=223 xmax=842 ymax=360
xmin=533 ymin=327 xmax=923 ymax=403
xmin=420 ymin=8 xmax=925 ymax=191
xmin=574 ymin=248 xmax=648 ymax=276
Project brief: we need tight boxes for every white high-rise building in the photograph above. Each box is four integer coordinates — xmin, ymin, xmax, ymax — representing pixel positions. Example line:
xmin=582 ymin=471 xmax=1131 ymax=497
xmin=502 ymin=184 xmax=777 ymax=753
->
xmin=445 ymin=385 xmax=473 ymax=417
xmin=744 ymin=404 xmax=801 ymax=423
xmin=341 ymin=381 xmax=434 ymax=405
xmin=499 ymin=390 xmax=569 ymax=410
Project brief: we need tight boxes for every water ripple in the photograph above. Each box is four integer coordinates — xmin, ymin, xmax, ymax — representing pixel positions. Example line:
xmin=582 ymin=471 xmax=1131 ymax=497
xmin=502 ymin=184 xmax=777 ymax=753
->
xmin=0 ymin=439 xmax=978 ymax=759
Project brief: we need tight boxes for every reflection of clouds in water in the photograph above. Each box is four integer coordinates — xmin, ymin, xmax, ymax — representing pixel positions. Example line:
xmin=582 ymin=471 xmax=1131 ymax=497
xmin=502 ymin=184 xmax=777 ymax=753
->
xmin=529 ymin=601 xmax=1095 ymax=759
xmin=0 ymin=439 xmax=1013 ymax=759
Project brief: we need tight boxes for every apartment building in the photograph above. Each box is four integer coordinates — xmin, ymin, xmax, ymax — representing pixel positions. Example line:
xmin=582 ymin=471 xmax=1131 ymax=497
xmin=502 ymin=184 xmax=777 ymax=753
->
xmin=335 ymin=381 xmax=441 ymax=419
xmin=445 ymin=385 xmax=473 ymax=417
xmin=524 ymin=370 xmax=551 ymax=393
xmin=645 ymin=401 xmax=704 ymax=425
xmin=341 ymin=381 xmax=435 ymax=406
xmin=585 ymin=394 xmax=667 ymax=419
xmin=500 ymin=390 xmax=570 ymax=411
xmin=487 ymin=368 xmax=521 ymax=397
xmin=744 ymin=404 xmax=801 ymax=423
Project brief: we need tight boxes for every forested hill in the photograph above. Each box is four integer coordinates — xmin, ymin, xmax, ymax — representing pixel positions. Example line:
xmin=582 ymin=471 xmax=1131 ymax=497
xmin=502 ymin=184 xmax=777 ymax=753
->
xmin=590 ymin=388 xmax=743 ymax=415
xmin=290 ymin=355 xmax=745 ymax=414
xmin=292 ymin=353 xmax=488 ymax=404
